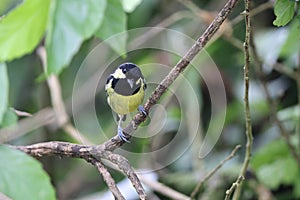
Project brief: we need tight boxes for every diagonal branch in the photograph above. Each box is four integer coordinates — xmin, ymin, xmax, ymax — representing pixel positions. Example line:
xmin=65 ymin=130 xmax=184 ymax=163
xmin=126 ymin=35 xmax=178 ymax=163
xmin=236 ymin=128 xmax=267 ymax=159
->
xmin=88 ymin=158 xmax=125 ymax=200
xmin=103 ymin=0 xmax=239 ymax=151
xmin=10 ymin=142 xmax=145 ymax=199
xmin=7 ymin=0 xmax=240 ymax=198
xmin=100 ymin=152 xmax=147 ymax=200
xmin=190 ymin=145 xmax=241 ymax=198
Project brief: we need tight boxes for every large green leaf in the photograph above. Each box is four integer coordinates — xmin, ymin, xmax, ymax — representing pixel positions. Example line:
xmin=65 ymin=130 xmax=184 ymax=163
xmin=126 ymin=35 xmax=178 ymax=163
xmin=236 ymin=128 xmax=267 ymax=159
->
xmin=95 ymin=0 xmax=127 ymax=56
xmin=273 ymin=0 xmax=295 ymax=26
xmin=0 ymin=145 xmax=56 ymax=200
xmin=0 ymin=0 xmax=50 ymax=61
xmin=46 ymin=0 xmax=106 ymax=74
xmin=251 ymin=139 xmax=290 ymax=169
xmin=256 ymin=157 xmax=298 ymax=189
xmin=0 ymin=63 xmax=8 ymax=124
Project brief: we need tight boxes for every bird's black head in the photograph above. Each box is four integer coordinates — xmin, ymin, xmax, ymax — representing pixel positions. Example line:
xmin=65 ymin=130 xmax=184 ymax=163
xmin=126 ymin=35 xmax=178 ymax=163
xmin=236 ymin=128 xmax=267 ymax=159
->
xmin=118 ymin=62 xmax=143 ymax=79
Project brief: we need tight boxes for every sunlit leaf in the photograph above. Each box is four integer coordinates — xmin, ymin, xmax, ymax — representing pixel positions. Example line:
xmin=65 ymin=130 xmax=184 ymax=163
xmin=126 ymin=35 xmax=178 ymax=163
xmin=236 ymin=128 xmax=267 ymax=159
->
xmin=121 ymin=0 xmax=143 ymax=12
xmin=46 ymin=0 xmax=106 ymax=74
xmin=0 ymin=145 xmax=56 ymax=200
xmin=273 ymin=0 xmax=295 ymax=26
xmin=0 ymin=63 xmax=8 ymax=124
xmin=95 ymin=0 xmax=127 ymax=56
xmin=0 ymin=0 xmax=50 ymax=61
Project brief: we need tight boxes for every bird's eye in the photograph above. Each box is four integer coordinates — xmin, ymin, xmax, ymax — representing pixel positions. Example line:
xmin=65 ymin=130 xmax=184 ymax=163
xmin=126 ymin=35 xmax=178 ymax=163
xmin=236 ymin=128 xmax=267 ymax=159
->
xmin=121 ymin=68 xmax=127 ymax=73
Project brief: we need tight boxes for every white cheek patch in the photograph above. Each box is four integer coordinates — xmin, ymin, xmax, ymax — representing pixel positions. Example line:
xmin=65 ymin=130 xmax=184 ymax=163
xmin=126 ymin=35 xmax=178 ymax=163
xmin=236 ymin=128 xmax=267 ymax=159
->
xmin=113 ymin=68 xmax=126 ymax=79
xmin=105 ymin=79 xmax=112 ymax=90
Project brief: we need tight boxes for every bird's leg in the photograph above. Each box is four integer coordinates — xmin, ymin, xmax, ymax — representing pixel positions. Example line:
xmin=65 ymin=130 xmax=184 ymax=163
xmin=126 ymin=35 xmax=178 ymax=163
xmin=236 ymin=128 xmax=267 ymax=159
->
xmin=117 ymin=114 xmax=130 ymax=143
xmin=138 ymin=105 xmax=147 ymax=116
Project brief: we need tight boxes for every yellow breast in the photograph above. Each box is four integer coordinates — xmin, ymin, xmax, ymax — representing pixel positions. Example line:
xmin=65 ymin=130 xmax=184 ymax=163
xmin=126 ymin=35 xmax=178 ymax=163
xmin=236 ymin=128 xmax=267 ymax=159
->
xmin=107 ymin=85 xmax=145 ymax=115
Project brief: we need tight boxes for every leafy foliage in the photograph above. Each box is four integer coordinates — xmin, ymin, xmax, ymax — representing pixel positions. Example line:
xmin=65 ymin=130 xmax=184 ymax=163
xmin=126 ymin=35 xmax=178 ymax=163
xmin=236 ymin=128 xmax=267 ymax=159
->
xmin=0 ymin=145 xmax=56 ymax=200
xmin=95 ymin=0 xmax=127 ymax=56
xmin=252 ymin=139 xmax=300 ymax=197
xmin=0 ymin=0 xmax=50 ymax=61
xmin=46 ymin=0 xmax=106 ymax=74
xmin=1 ymin=0 xmax=300 ymax=199
xmin=273 ymin=0 xmax=296 ymax=26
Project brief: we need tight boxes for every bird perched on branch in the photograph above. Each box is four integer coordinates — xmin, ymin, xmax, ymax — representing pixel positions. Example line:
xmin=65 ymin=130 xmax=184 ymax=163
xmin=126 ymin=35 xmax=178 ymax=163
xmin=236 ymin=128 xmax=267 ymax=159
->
xmin=105 ymin=63 xmax=147 ymax=142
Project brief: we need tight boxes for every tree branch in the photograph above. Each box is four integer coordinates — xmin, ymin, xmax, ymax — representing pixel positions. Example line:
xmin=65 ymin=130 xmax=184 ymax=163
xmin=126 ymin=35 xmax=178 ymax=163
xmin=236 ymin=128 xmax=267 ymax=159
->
xmin=88 ymin=158 xmax=125 ymax=200
xmin=190 ymin=145 xmax=241 ymax=198
xmin=6 ymin=0 xmax=240 ymax=198
xmin=232 ymin=0 xmax=253 ymax=199
xmin=103 ymin=0 xmax=240 ymax=151
xmin=10 ymin=142 xmax=146 ymax=200
xmin=224 ymin=175 xmax=245 ymax=200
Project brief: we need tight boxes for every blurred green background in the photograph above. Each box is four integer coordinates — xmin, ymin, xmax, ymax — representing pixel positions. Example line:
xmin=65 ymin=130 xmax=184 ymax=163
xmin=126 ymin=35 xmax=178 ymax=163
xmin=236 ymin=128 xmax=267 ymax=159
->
xmin=0 ymin=0 xmax=300 ymax=199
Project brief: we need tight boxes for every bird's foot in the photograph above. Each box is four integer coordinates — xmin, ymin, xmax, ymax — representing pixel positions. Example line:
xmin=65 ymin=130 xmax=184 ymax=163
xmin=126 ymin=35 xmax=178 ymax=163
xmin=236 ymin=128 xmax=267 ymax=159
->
xmin=138 ymin=105 xmax=147 ymax=116
xmin=117 ymin=126 xmax=130 ymax=143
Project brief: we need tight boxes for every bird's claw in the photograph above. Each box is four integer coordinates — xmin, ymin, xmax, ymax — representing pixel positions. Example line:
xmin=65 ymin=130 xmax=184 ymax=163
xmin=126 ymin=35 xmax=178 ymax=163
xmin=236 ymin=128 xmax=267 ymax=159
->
xmin=117 ymin=126 xmax=131 ymax=143
xmin=138 ymin=105 xmax=147 ymax=116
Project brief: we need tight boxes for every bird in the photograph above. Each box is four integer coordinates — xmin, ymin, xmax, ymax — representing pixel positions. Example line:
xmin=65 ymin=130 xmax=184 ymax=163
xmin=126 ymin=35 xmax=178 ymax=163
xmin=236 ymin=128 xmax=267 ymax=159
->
xmin=105 ymin=62 xmax=147 ymax=142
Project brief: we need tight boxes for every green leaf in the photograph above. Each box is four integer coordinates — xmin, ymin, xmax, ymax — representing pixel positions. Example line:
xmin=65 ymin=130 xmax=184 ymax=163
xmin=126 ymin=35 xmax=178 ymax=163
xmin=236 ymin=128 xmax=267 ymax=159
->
xmin=251 ymin=139 xmax=290 ymax=169
xmin=280 ymin=19 xmax=300 ymax=57
xmin=0 ymin=145 xmax=56 ymax=200
xmin=0 ymin=63 xmax=8 ymax=124
xmin=0 ymin=108 xmax=17 ymax=128
xmin=46 ymin=0 xmax=106 ymax=74
xmin=256 ymin=157 xmax=298 ymax=189
xmin=0 ymin=0 xmax=51 ymax=61
xmin=273 ymin=0 xmax=295 ymax=27
xmin=121 ymin=0 xmax=143 ymax=12
xmin=293 ymin=174 xmax=300 ymax=198
xmin=95 ymin=0 xmax=127 ymax=56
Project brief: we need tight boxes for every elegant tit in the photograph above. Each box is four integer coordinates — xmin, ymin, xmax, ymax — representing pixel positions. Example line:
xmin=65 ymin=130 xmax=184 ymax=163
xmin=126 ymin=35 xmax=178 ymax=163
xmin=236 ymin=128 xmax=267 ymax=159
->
xmin=105 ymin=62 xmax=147 ymax=142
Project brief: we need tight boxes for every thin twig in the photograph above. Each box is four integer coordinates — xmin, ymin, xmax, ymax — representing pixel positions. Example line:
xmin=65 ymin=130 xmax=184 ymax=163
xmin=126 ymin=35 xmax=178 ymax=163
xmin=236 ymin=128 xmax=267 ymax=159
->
xmin=6 ymin=0 xmax=240 ymax=198
xmin=273 ymin=62 xmax=297 ymax=80
xmin=190 ymin=145 xmax=241 ymax=198
xmin=103 ymin=0 xmax=240 ymax=151
xmin=37 ymin=47 xmax=91 ymax=145
xmin=0 ymin=192 xmax=12 ymax=200
xmin=100 ymin=152 xmax=147 ymax=200
xmin=139 ymin=176 xmax=190 ymax=200
xmin=88 ymin=158 xmax=125 ymax=200
xmin=224 ymin=176 xmax=244 ymax=200
xmin=13 ymin=109 xmax=32 ymax=117
xmin=1 ymin=0 xmax=239 ymax=146
xmin=0 ymin=108 xmax=55 ymax=143
xmin=9 ymin=142 xmax=145 ymax=199
xmin=37 ymin=47 xmax=69 ymax=127
xmin=232 ymin=0 xmax=253 ymax=199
